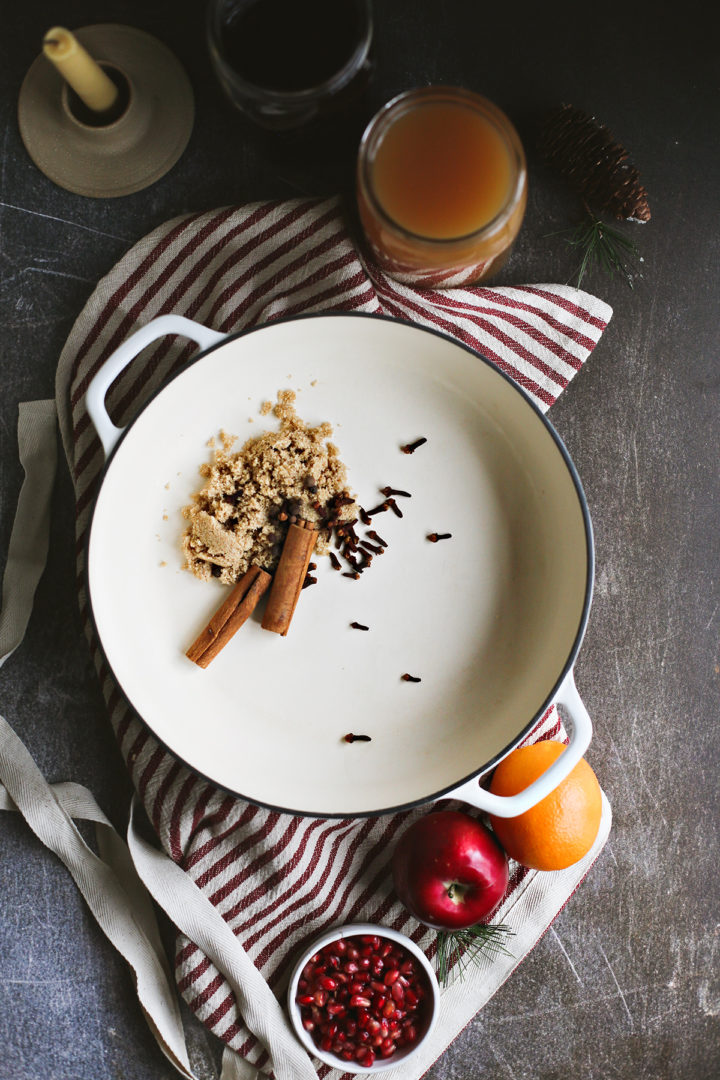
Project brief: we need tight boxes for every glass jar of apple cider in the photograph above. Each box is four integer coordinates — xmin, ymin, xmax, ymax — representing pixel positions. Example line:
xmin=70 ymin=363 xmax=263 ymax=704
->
xmin=356 ymin=86 xmax=527 ymax=287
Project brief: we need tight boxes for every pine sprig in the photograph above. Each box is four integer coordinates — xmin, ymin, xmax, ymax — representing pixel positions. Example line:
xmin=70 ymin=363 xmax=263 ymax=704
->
xmin=562 ymin=209 xmax=641 ymax=289
xmin=436 ymin=923 xmax=515 ymax=987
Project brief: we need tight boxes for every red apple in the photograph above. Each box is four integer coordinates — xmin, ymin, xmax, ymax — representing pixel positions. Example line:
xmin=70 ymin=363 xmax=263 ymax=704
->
xmin=391 ymin=810 xmax=509 ymax=930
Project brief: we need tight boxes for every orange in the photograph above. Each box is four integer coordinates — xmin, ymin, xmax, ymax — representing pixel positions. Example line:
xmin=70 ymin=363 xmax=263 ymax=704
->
xmin=488 ymin=741 xmax=602 ymax=871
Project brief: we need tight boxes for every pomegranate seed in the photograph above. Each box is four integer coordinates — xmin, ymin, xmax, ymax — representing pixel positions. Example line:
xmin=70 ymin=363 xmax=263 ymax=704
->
xmin=350 ymin=994 xmax=371 ymax=1008
xmin=301 ymin=1017 xmax=314 ymax=1032
xmin=326 ymin=1003 xmax=346 ymax=1017
xmin=403 ymin=1024 xmax=417 ymax=1043
xmin=384 ymin=968 xmax=400 ymax=985
xmin=341 ymin=1048 xmax=354 ymax=1061
xmin=359 ymin=957 xmax=371 ymax=969
xmin=383 ymin=999 xmax=396 ymax=1018
xmin=380 ymin=1039 xmax=397 ymax=1059
xmin=313 ymin=990 xmax=327 ymax=1007
xmin=391 ymin=981 xmax=405 ymax=1003
xmin=405 ymin=988 xmax=418 ymax=1007
xmin=344 ymin=960 xmax=359 ymax=974
xmin=297 ymin=994 xmax=314 ymax=1005
xmin=319 ymin=975 xmax=338 ymax=990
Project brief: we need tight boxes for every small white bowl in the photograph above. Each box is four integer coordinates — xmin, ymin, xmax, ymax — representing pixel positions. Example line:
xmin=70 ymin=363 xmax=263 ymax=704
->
xmin=287 ymin=922 xmax=439 ymax=1073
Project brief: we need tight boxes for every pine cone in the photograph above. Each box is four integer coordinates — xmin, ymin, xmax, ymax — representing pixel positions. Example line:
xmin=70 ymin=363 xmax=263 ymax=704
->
xmin=539 ymin=104 xmax=651 ymax=222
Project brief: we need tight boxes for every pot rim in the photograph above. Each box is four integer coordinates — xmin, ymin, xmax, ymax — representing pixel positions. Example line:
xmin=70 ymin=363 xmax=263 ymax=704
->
xmin=85 ymin=310 xmax=594 ymax=818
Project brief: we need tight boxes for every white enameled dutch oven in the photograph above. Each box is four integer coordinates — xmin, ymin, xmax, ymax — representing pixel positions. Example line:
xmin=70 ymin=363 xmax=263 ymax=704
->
xmin=85 ymin=312 xmax=594 ymax=818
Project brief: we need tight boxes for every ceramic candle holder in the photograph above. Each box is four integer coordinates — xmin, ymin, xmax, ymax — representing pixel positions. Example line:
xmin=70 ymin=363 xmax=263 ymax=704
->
xmin=18 ymin=24 xmax=194 ymax=198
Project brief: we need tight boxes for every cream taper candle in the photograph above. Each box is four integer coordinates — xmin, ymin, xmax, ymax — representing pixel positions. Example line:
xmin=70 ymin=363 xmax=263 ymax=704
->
xmin=42 ymin=26 xmax=118 ymax=112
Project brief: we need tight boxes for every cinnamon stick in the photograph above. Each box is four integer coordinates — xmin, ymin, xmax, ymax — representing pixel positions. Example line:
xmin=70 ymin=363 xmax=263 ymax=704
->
xmin=261 ymin=519 xmax=317 ymax=636
xmin=186 ymin=565 xmax=271 ymax=668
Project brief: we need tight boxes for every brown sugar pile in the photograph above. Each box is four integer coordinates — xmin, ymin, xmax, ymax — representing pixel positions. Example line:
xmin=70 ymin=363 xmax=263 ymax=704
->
xmin=182 ymin=390 xmax=356 ymax=584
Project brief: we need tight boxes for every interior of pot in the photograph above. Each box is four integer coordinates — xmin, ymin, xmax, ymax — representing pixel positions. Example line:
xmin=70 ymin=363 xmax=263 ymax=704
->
xmin=87 ymin=314 xmax=591 ymax=816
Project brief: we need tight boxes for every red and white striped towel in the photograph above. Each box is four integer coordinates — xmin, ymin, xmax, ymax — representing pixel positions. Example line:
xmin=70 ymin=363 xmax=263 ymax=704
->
xmin=56 ymin=196 xmax=613 ymax=1078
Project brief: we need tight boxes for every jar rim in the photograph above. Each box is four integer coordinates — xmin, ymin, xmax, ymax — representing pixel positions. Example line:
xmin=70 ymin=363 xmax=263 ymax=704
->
xmin=206 ymin=0 xmax=373 ymax=104
xmin=358 ymin=85 xmax=527 ymax=248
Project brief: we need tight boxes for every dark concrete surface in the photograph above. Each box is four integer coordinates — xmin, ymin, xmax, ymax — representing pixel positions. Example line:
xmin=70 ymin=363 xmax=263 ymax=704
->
xmin=1 ymin=2 xmax=718 ymax=1078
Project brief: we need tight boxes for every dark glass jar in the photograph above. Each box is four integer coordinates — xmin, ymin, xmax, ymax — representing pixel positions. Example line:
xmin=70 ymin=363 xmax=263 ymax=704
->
xmin=206 ymin=0 xmax=374 ymax=131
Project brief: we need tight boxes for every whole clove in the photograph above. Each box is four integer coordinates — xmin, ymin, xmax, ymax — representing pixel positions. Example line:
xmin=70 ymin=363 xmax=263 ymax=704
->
xmin=302 ymin=575 xmax=317 ymax=589
xmin=344 ymin=733 xmax=372 ymax=742
xmin=401 ymin=673 xmax=422 ymax=683
xmin=329 ymin=551 xmax=342 ymax=571
xmin=350 ymin=622 xmax=370 ymax=631
xmin=368 ymin=530 xmax=388 ymax=548
xmin=380 ymin=486 xmax=412 ymax=498
xmin=367 ymin=501 xmax=390 ymax=516
xmin=400 ymin=437 xmax=427 ymax=454
xmin=359 ymin=507 xmax=372 ymax=525
xmin=387 ymin=498 xmax=403 ymax=518
xmin=427 ymin=532 xmax=452 ymax=542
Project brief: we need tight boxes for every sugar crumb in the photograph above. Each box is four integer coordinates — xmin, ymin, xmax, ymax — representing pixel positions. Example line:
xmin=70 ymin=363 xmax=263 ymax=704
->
xmin=182 ymin=389 xmax=355 ymax=586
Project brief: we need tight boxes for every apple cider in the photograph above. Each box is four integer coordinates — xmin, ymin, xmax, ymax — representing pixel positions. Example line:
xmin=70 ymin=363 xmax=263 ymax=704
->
xmin=357 ymin=87 xmax=527 ymax=286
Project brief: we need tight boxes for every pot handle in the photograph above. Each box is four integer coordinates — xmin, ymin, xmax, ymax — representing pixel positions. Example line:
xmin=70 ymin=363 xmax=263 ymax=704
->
xmin=85 ymin=314 xmax=226 ymax=459
xmin=442 ymin=668 xmax=593 ymax=818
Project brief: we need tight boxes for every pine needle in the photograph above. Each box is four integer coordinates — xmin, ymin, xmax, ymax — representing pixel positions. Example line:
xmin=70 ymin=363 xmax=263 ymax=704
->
xmin=564 ymin=210 xmax=640 ymax=289
xmin=436 ymin=923 xmax=515 ymax=987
